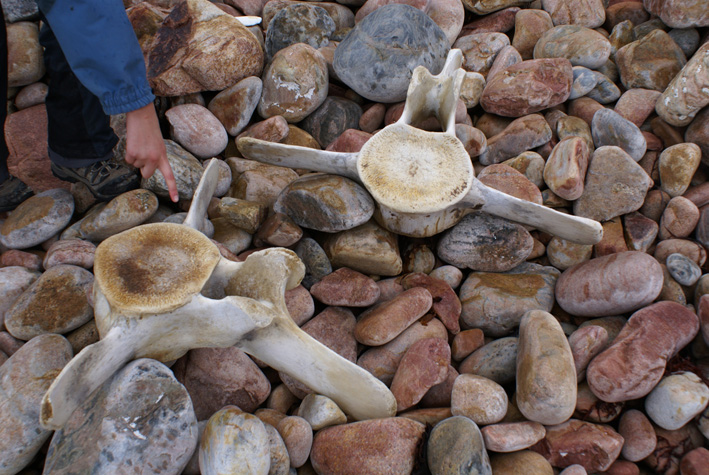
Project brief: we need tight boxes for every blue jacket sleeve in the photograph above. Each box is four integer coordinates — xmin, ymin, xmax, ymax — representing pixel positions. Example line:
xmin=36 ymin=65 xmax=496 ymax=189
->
xmin=36 ymin=0 xmax=156 ymax=115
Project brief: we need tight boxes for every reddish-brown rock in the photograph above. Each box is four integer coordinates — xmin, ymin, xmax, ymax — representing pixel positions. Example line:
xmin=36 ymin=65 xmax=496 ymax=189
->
xmin=400 ymin=272 xmax=461 ymax=334
xmin=310 ymin=267 xmax=380 ymax=307
xmin=618 ymin=409 xmax=657 ymax=462
xmin=680 ymin=447 xmax=709 ymax=475
xmin=390 ymin=337 xmax=450 ymax=411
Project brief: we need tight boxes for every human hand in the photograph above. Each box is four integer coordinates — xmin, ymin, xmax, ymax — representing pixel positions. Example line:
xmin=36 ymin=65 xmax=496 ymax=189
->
xmin=125 ymin=103 xmax=179 ymax=202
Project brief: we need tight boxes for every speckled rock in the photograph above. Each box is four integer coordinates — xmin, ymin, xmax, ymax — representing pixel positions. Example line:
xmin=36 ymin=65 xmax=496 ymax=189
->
xmin=258 ymin=43 xmax=329 ymax=123
xmin=310 ymin=267 xmax=380 ymax=307
xmin=459 ymin=337 xmax=518 ymax=385
xmin=265 ymin=3 xmax=335 ymax=60
xmin=531 ymin=419 xmax=624 ymax=473
xmin=454 ymin=32 xmax=510 ymax=76
xmin=643 ymin=0 xmax=709 ymax=28
xmin=659 ymin=142 xmax=701 ymax=197
xmin=481 ymin=58 xmax=572 ymax=117
xmin=391 ymin=337 xmax=450 ymax=411
xmin=323 ymin=221 xmax=402 ymax=276
xmin=142 ymin=140 xmax=203 ymax=201
xmin=357 ymin=318 xmax=448 ymax=385
xmin=299 ymin=97 xmax=363 ymax=148
xmin=534 ymin=25 xmax=611 ymax=69
xmin=573 ymin=146 xmax=653 ymax=221
xmin=516 ymin=310 xmax=576 ymax=425
xmin=459 ymin=263 xmax=558 ymax=337
xmin=274 ymin=174 xmax=374 ymax=233
xmin=0 ymin=334 xmax=72 ymax=475
xmin=479 ymin=114 xmax=552 ymax=166
xmin=615 ymin=29 xmax=687 ymax=92
xmin=334 ymin=4 xmax=449 ymax=103
xmin=0 ymin=189 xmax=73 ymax=250
xmin=294 ymin=237 xmax=332 ymax=289
xmin=146 ymin=0 xmax=263 ymax=96
xmin=481 ymin=421 xmax=546 ymax=453
xmin=310 ymin=418 xmax=426 ymax=474
xmin=45 ymin=359 xmax=197 ymax=474
xmin=512 ymin=9 xmax=553 ymax=60
xmin=586 ymin=301 xmax=699 ymax=402
xmin=428 ymin=416 xmax=491 ymax=474
xmin=656 ymin=42 xmax=709 ymax=127
xmin=354 ymin=287 xmax=432 ymax=345
xmin=556 ymin=251 xmax=662 ymax=317
xmin=451 ymin=373 xmax=508 ymax=425
xmin=78 ymin=189 xmax=158 ymax=241
xmin=645 ymin=371 xmax=709 ymax=431
xmin=437 ymin=212 xmax=533 ymax=272
xmin=666 ymin=252 xmax=702 ymax=286
xmin=5 ymin=265 xmax=94 ymax=340
xmin=0 ymin=266 xmax=39 ymax=329
xmin=618 ymin=409 xmax=656 ymax=462
xmin=592 ymin=109 xmax=646 ymax=161
xmin=297 ymin=394 xmax=347 ymax=431
xmin=199 ymin=406 xmax=270 ymax=475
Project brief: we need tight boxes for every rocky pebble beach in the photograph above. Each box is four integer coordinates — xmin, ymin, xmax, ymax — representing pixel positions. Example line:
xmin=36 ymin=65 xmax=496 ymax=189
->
xmin=2 ymin=0 xmax=709 ymax=473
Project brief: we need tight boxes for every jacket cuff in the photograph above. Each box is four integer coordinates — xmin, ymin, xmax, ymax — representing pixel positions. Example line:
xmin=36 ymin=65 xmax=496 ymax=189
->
xmin=101 ymin=86 xmax=156 ymax=116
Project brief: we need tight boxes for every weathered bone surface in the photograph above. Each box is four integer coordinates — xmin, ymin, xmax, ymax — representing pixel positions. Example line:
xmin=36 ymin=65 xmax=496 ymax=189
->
xmin=238 ymin=49 xmax=603 ymax=244
xmin=40 ymin=159 xmax=396 ymax=430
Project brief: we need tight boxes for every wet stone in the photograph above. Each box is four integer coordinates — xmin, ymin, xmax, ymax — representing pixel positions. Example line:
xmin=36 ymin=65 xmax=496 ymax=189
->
xmin=354 ymin=287 xmax=432 ymax=346
xmin=333 ymin=4 xmax=449 ymax=103
xmin=265 ymin=4 xmax=335 ymax=60
xmin=574 ymin=146 xmax=653 ymax=222
xmin=310 ymin=418 xmax=425 ymax=474
xmin=274 ymin=174 xmax=374 ymax=233
xmin=299 ymin=96 xmax=362 ymax=148
xmin=5 ymin=264 xmax=94 ymax=340
xmin=534 ymin=25 xmax=611 ymax=69
xmin=310 ymin=267 xmax=380 ymax=307
xmin=645 ymin=371 xmax=709 ymax=431
xmin=428 ymin=416 xmax=491 ymax=474
xmin=166 ymin=104 xmax=228 ymax=159
xmin=615 ymin=29 xmax=687 ymax=92
xmin=481 ymin=421 xmax=546 ymax=453
xmin=0 ymin=188 xmax=74 ymax=250
xmin=199 ymin=406 xmax=270 ymax=475
xmin=459 ymin=337 xmax=518 ymax=385
xmin=592 ymin=109 xmax=646 ymax=161
xmin=391 ymin=337 xmax=450 ymax=411
xmin=459 ymin=263 xmax=558 ymax=337
xmin=666 ymin=252 xmax=702 ymax=286
xmin=45 ymin=359 xmax=197 ymax=474
xmin=258 ymin=43 xmax=329 ymax=123
xmin=0 ymin=334 xmax=72 ymax=475
xmin=437 ymin=212 xmax=533 ymax=272
xmin=451 ymin=373 xmax=508 ymax=425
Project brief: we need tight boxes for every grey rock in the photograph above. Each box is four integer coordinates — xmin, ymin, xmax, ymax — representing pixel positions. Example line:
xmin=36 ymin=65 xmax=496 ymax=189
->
xmin=585 ymin=72 xmax=621 ymax=104
xmin=666 ymin=252 xmax=702 ymax=286
xmin=1 ymin=0 xmax=38 ymax=22
xmin=298 ymin=96 xmax=362 ymax=148
xmin=141 ymin=140 xmax=203 ymax=201
xmin=428 ymin=416 xmax=492 ymax=475
xmin=265 ymin=4 xmax=336 ymax=60
xmin=568 ymin=66 xmax=598 ymax=100
xmin=592 ymin=109 xmax=647 ymax=160
xmin=295 ymin=237 xmax=333 ymax=289
xmin=0 ymin=188 xmax=74 ymax=249
xmin=459 ymin=337 xmax=518 ymax=385
xmin=668 ymin=28 xmax=700 ymax=57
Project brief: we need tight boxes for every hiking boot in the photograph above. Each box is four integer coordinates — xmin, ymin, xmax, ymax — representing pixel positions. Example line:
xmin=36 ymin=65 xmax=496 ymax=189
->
xmin=0 ymin=176 xmax=33 ymax=212
xmin=51 ymin=160 xmax=139 ymax=201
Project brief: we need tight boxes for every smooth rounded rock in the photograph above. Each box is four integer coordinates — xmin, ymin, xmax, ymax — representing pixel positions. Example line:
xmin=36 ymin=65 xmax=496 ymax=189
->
xmin=42 ymin=238 xmax=95 ymax=269
xmin=655 ymin=42 xmax=709 ymax=127
xmin=592 ymin=109 xmax=646 ymax=161
xmin=78 ymin=189 xmax=158 ymax=241
xmin=276 ymin=415 xmax=313 ymax=468
xmin=534 ymin=25 xmax=611 ymax=69
xmin=451 ymin=374 xmax=508 ymax=425
xmin=481 ymin=421 xmax=546 ymax=453
xmin=265 ymin=3 xmax=335 ymax=60
xmin=0 ymin=266 xmax=39 ymax=329
xmin=391 ymin=337 xmax=450 ymax=411
xmin=543 ymin=136 xmax=589 ymax=201
xmin=207 ymin=76 xmax=262 ymax=136
xmin=0 ymin=189 xmax=74 ymax=250
xmin=459 ymin=337 xmax=518 ymax=385
xmin=666 ymin=252 xmax=702 ymax=286
xmin=294 ymin=237 xmax=332 ymax=289
xmin=490 ymin=450 xmax=553 ymax=474
xmin=310 ymin=267 xmax=380 ymax=307
xmin=645 ymin=371 xmax=709 ymax=431
xmin=299 ymin=97 xmax=363 ymax=148
xmin=618 ymin=409 xmax=657 ymax=462
xmin=615 ymin=29 xmax=687 ymax=92
xmin=142 ymin=140 xmax=203 ymax=201
xmin=323 ymin=221 xmax=402 ymax=276
xmin=166 ymin=104 xmax=228 ymax=159
xmin=354 ymin=287 xmax=432 ymax=346
xmin=428 ymin=416 xmax=492 ymax=474
xmin=659 ymin=196 xmax=700 ymax=240
xmin=659 ymin=142 xmax=701 ymax=197
xmin=297 ymin=394 xmax=347 ymax=431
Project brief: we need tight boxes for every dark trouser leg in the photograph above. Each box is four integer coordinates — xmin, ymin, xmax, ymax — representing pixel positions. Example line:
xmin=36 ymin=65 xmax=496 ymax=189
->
xmin=39 ymin=16 xmax=118 ymax=168
xmin=0 ymin=4 xmax=10 ymax=183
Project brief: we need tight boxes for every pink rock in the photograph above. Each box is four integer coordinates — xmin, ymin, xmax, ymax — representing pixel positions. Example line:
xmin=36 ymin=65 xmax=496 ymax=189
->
xmin=460 ymin=7 xmax=519 ymax=35
xmin=310 ymin=267 xmax=380 ymax=307
xmin=359 ymin=103 xmax=385 ymax=133
xmin=400 ymin=272 xmax=461 ymax=334
xmin=390 ymin=337 xmax=450 ymax=411
xmin=680 ymin=447 xmax=709 ymax=475
xmin=276 ymin=416 xmax=312 ymax=468
xmin=451 ymin=329 xmax=485 ymax=362
xmin=254 ymin=212 xmax=303 ymax=247
xmin=166 ymin=104 xmax=228 ymax=159
xmin=568 ymin=325 xmax=609 ymax=382
xmin=419 ymin=365 xmax=457 ymax=408
xmin=618 ymin=409 xmax=656 ymax=462
xmin=237 ymin=115 xmax=290 ymax=143
xmin=481 ymin=421 xmax=546 ymax=452
xmin=42 ymin=239 xmax=95 ymax=270
xmin=284 ymin=284 xmax=314 ymax=326
xmin=543 ymin=136 xmax=589 ymax=201
xmin=614 ymin=88 xmax=661 ymax=127
xmin=0 ymin=250 xmax=42 ymax=270
xmin=586 ymin=301 xmax=699 ymax=402
xmin=658 ymin=196 xmax=700 ymax=239
xmin=325 ymin=129 xmax=372 ymax=153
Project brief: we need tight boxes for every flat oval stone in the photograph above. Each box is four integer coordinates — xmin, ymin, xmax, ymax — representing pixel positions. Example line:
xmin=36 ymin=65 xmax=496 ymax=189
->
xmin=459 ymin=263 xmax=558 ymax=337
xmin=586 ymin=301 xmax=699 ymax=402
xmin=490 ymin=450 xmax=553 ymax=474
xmin=615 ymin=29 xmax=687 ymax=92
xmin=208 ymin=76 xmax=262 ymax=136
xmin=258 ymin=43 xmax=329 ymax=123
xmin=166 ymin=103 xmax=228 ymax=159
xmin=276 ymin=415 xmax=313 ymax=468
xmin=391 ymin=337 xmax=450 ymax=411
xmin=323 ymin=221 xmax=402 ymax=276
xmin=45 ymin=359 xmax=197 ymax=474
xmin=556 ymin=251 xmax=662 ymax=317
xmin=618 ymin=409 xmax=657 ymax=462
xmin=543 ymin=136 xmax=589 ymax=201
xmin=0 ymin=266 xmax=39 ymax=328
xmin=311 ymin=418 xmax=426 ymax=474
xmin=275 ymin=174 xmax=374 ymax=233
xmin=666 ymin=252 xmax=702 ymax=286
xmin=172 ymin=347 xmax=270 ymax=420
xmin=459 ymin=337 xmax=518 ymax=385
xmin=592 ymin=109 xmax=646 ymax=161
xmin=531 ymin=419 xmax=624 ymax=473
xmin=573 ymin=146 xmax=653 ymax=222
xmin=265 ymin=3 xmax=335 ymax=60
xmin=5 ymin=264 xmax=94 ymax=340
xmin=355 ymin=287 xmax=432 ymax=346
xmin=427 ymin=416 xmax=492 ymax=475
xmin=0 ymin=334 xmax=72 ymax=475
xmin=534 ymin=25 xmax=611 ymax=69
xmin=357 ymin=319 xmax=448 ymax=385
xmin=438 ymin=212 xmax=533 ymax=272
xmin=451 ymin=373 xmax=508 ymax=425
xmin=0 ymin=188 xmax=74 ymax=250
xmin=78 ymin=189 xmax=158 ymax=241
xmin=299 ymin=96 xmax=363 ymax=148
xmin=481 ymin=421 xmax=546 ymax=452
xmin=310 ymin=267 xmax=380 ymax=307
xmin=481 ymin=58 xmax=573 ymax=117
xmin=516 ymin=310 xmax=576 ymax=425
xmin=645 ymin=371 xmax=709 ymax=431
xmin=199 ymin=406 xmax=270 ymax=475
xmin=333 ymin=4 xmax=449 ymax=103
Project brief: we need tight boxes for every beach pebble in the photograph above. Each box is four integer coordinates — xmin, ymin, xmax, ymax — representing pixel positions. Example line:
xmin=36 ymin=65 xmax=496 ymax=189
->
xmin=645 ymin=371 xmax=709 ymax=431
xmin=481 ymin=421 xmax=546 ymax=453
xmin=658 ymin=196 xmax=700 ymax=239
xmin=428 ymin=416 xmax=492 ymax=474
xmin=297 ymin=394 xmax=347 ymax=431
xmin=658 ymin=142 xmax=701 ymax=197
xmin=618 ymin=409 xmax=657 ymax=462
xmin=142 ymin=140 xmax=203 ymax=201
xmin=0 ymin=266 xmax=40 ymax=328
xmin=42 ymin=238 xmax=95 ymax=269
xmin=310 ymin=267 xmax=380 ymax=307
xmin=391 ymin=337 xmax=450 ymax=411
xmin=300 ymin=97 xmax=363 ymax=148
xmin=276 ymin=415 xmax=313 ymax=468
xmin=655 ymin=42 xmax=709 ymax=127
xmin=0 ymin=188 xmax=74 ymax=250
xmin=543 ymin=136 xmax=589 ymax=201
xmin=400 ymin=272 xmax=461 ymax=334
xmin=265 ymin=3 xmax=335 ymax=60
xmin=592 ymin=109 xmax=646 ymax=161
xmin=666 ymin=252 xmax=702 ymax=286
xmin=354 ymin=287 xmax=432 ymax=346
xmin=166 ymin=104 xmax=228 ymax=159
xmin=78 ymin=189 xmax=158 ymax=241
xmin=615 ymin=29 xmax=687 ymax=92
xmin=490 ymin=451 xmax=553 ymax=474
xmin=541 ymin=0 xmax=605 ymax=28
xmin=323 ymin=221 xmax=403 ymax=276
xmin=207 ymin=76 xmax=262 ymax=136
xmin=534 ymin=25 xmax=611 ymax=69
xmin=568 ymin=325 xmax=608 ymax=382
xmin=451 ymin=374 xmax=508 ymax=425
xmin=459 ymin=337 xmax=518 ymax=385
xmin=479 ymin=113 xmax=552 ymax=166
xmin=294 ymin=237 xmax=332 ymax=289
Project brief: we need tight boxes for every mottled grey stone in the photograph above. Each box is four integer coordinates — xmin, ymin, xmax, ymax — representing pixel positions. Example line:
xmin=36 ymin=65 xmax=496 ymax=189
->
xmin=568 ymin=66 xmax=598 ymax=100
xmin=141 ymin=140 xmax=203 ymax=201
xmin=295 ymin=237 xmax=333 ymax=289
xmin=265 ymin=4 xmax=336 ymax=60
xmin=299 ymin=96 xmax=362 ymax=148
xmin=668 ymin=28 xmax=700 ymax=57
xmin=666 ymin=252 xmax=702 ymax=286
xmin=333 ymin=4 xmax=449 ymax=103
xmin=0 ymin=188 xmax=74 ymax=249
xmin=592 ymin=109 xmax=646 ymax=160
xmin=428 ymin=416 xmax=492 ymax=475
xmin=459 ymin=337 xmax=519 ymax=385
xmin=585 ymin=72 xmax=621 ymax=104
xmin=1 ymin=0 xmax=38 ymax=22
xmin=44 ymin=359 xmax=198 ymax=474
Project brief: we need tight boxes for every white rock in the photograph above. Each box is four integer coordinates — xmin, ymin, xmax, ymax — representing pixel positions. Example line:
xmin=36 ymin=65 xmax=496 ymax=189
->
xmin=645 ymin=371 xmax=709 ymax=430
